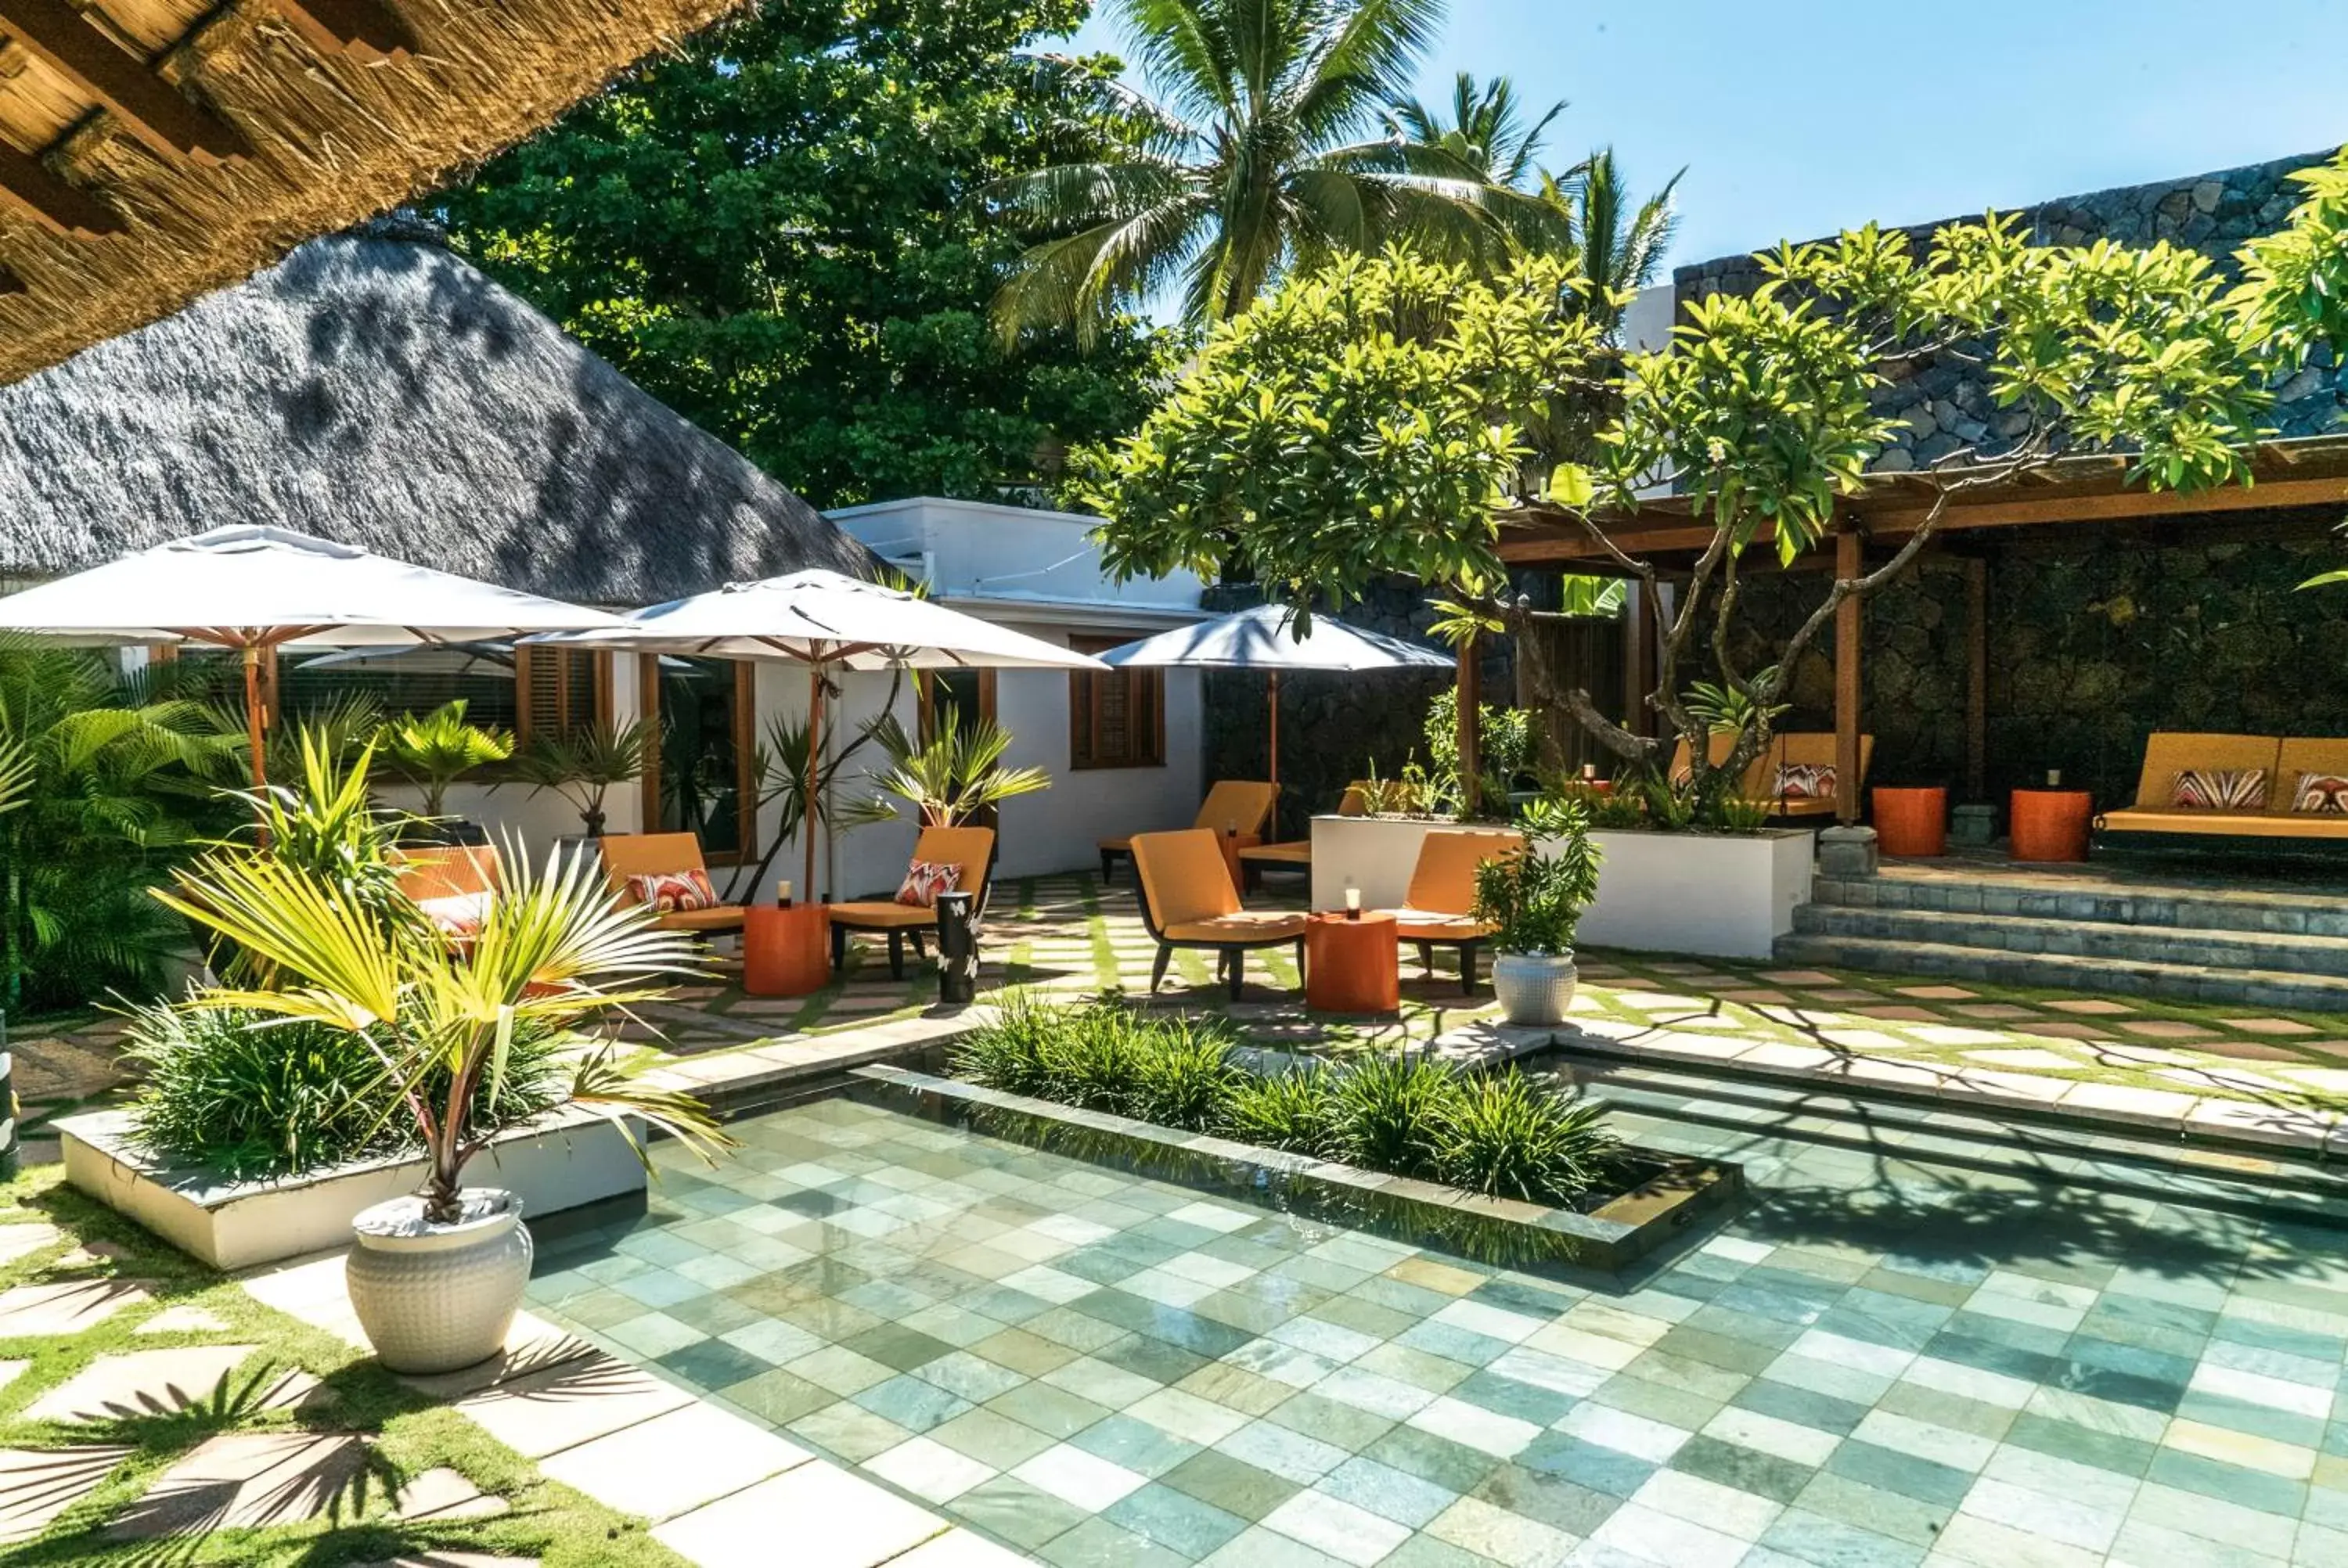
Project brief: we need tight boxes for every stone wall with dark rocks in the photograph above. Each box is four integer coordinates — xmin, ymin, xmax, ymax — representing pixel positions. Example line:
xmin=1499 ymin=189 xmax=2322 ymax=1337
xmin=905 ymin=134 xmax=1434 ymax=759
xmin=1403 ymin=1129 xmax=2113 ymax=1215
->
xmin=1674 ymin=149 xmax=2348 ymax=467
xmin=1198 ymin=577 xmax=1513 ymax=839
xmin=1727 ymin=509 xmax=2348 ymax=811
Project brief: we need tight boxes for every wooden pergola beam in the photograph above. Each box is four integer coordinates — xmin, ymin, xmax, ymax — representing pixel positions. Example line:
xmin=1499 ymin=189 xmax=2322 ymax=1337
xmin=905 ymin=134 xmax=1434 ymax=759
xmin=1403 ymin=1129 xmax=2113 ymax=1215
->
xmin=0 ymin=138 xmax=117 ymax=236
xmin=0 ymin=0 xmax=247 ymax=164
xmin=1833 ymin=522 xmax=1863 ymax=829
xmin=269 ymin=0 xmax=416 ymax=63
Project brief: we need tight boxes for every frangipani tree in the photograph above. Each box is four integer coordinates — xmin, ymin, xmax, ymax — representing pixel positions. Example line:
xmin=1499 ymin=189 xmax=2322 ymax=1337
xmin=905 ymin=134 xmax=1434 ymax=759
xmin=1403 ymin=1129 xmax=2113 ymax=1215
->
xmin=1080 ymin=203 xmax=2288 ymax=809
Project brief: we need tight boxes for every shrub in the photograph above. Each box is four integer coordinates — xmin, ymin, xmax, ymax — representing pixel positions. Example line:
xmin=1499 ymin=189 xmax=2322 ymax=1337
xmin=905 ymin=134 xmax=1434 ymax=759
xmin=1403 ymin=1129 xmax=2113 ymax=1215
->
xmin=1324 ymin=1052 xmax=1453 ymax=1175
xmin=1219 ymin=1064 xmax=1338 ymax=1157
xmin=123 ymin=1001 xmax=570 ymax=1181
xmin=955 ymin=1001 xmax=1619 ymax=1206
xmin=1428 ymin=1070 xmax=1622 ymax=1204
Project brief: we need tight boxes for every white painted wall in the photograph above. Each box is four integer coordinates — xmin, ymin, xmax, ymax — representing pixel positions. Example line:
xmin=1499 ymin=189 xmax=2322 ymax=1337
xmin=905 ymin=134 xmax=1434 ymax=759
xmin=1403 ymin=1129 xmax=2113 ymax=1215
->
xmin=830 ymin=496 xmax=1206 ymax=615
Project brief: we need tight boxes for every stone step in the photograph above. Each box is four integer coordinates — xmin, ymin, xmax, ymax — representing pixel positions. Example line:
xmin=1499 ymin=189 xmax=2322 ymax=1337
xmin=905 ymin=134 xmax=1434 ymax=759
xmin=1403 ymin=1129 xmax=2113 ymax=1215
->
xmin=1550 ymin=1052 xmax=2348 ymax=1227
xmin=1792 ymin=901 xmax=2348 ymax=979
xmin=1770 ymin=930 xmax=2348 ymax=1011
xmin=1815 ymin=871 xmax=2348 ymax=938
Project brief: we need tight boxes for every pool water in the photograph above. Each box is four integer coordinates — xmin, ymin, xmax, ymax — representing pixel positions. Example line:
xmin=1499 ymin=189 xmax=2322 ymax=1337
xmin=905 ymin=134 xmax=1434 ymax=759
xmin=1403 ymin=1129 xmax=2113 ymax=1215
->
xmin=525 ymin=1094 xmax=2348 ymax=1566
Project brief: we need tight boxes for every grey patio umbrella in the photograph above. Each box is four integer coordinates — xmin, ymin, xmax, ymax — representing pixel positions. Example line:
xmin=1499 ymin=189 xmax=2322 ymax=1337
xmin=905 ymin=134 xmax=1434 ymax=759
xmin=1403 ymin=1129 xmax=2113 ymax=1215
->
xmin=1097 ymin=603 xmax=1453 ymax=789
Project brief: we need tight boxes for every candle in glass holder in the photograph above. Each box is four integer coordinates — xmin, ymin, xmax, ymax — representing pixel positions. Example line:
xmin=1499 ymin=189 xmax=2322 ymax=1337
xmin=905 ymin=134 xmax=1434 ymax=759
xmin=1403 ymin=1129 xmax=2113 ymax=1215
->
xmin=1344 ymin=883 xmax=1361 ymax=920
xmin=2045 ymin=769 xmax=2062 ymax=789
xmin=777 ymin=879 xmax=794 ymax=909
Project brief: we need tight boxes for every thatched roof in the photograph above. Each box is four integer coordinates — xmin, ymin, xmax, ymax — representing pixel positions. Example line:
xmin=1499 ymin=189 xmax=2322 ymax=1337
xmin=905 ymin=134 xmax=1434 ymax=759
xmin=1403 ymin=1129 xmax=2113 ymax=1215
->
xmin=0 ymin=225 xmax=877 ymax=603
xmin=0 ymin=0 xmax=753 ymax=384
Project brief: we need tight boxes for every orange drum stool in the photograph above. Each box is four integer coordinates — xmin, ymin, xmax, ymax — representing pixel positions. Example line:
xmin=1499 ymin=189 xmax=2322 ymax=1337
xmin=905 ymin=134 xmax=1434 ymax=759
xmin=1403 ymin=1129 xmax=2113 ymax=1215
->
xmin=1304 ymin=910 xmax=1401 ymax=1014
xmin=2009 ymin=789 xmax=2093 ymax=863
xmin=743 ymin=904 xmax=830 ymax=997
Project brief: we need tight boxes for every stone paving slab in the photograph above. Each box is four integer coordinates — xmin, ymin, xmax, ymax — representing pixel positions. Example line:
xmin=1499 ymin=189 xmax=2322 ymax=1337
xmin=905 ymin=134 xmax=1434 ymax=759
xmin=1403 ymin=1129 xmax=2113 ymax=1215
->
xmin=538 ymin=1399 xmax=812 ymax=1522
xmin=0 ymin=1443 xmax=131 ymax=1544
xmin=0 ymin=1221 xmax=59 ymax=1266
xmin=106 ymin=1431 xmax=374 ymax=1538
xmin=392 ymin=1466 xmax=510 ymax=1523
xmin=650 ymin=1458 xmax=946 ymax=1568
xmin=0 ymin=1278 xmax=151 ymax=1337
xmin=452 ymin=1352 xmax=696 ymax=1461
xmin=20 ymin=1343 xmax=274 ymax=1423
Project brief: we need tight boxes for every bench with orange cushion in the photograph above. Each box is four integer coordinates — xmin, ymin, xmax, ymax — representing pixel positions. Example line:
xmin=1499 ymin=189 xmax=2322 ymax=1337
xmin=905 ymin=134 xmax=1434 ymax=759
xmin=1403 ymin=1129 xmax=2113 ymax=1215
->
xmin=1130 ymin=828 xmax=1308 ymax=1002
xmin=1101 ymin=780 xmax=1277 ymax=884
xmin=391 ymin=843 xmax=501 ymax=939
xmin=1667 ymin=732 xmax=1874 ymax=818
xmin=828 ymin=825 xmax=997 ymax=979
xmin=1237 ymin=782 xmax=1369 ymax=886
xmin=2098 ymin=733 xmax=2348 ymax=839
xmin=1374 ymin=828 xmax=1525 ymax=995
xmin=599 ymin=832 xmax=748 ymax=937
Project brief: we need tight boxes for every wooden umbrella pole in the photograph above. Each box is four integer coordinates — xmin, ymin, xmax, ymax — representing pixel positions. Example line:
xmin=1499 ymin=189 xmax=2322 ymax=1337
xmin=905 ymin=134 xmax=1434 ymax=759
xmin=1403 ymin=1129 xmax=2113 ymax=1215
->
xmin=242 ymin=645 xmax=271 ymax=848
xmin=1267 ymin=671 xmax=1280 ymax=790
xmin=803 ymin=663 xmax=823 ymax=899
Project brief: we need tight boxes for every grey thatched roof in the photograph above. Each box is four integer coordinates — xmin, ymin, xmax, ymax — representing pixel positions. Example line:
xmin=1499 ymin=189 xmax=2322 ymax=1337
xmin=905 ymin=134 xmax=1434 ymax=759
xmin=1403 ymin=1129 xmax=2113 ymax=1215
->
xmin=0 ymin=230 xmax=876 ymax=605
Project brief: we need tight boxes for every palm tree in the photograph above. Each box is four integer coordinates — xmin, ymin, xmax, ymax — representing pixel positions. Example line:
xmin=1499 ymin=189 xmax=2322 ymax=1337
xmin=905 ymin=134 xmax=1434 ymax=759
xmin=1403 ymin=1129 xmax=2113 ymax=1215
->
xmin=993 ymin=0 xmax=1504 ymax=340
xmin=1561 ymin=147 xmax=1680 ymax=326
xmin=1388 ymin=73 xmax=1561 ymax=192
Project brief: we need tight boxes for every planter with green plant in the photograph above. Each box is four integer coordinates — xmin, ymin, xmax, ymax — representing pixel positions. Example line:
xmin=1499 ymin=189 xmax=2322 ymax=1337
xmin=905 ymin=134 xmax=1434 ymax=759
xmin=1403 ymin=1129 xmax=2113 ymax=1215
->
xmin=385 ymin=699 xmax=513 ymax=843
xmin=155 ymin=839 xmax=726 ymax=1372
xmin=513 ymin=718 xmax=656 ymax=840
xmin=1473 ymin=797 xmax=1603 ymax=1025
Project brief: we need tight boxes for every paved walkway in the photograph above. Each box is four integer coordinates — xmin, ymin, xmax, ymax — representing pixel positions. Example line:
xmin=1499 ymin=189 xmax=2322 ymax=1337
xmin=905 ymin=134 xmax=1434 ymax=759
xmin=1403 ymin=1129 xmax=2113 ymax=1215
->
xmin=517 ymin=1079 xmax=2348 ymax=1567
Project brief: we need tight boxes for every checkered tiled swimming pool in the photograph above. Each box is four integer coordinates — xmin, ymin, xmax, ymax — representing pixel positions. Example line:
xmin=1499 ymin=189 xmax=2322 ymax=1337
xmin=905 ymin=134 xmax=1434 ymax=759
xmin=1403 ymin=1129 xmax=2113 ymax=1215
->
xmin=525 ymin=1093 xmax=2348 ymax=1566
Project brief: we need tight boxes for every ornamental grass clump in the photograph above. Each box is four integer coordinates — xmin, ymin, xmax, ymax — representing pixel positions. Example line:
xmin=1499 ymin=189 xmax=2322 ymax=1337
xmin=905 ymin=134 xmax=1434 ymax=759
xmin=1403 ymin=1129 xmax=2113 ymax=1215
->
xmin=954 ymin=1001 xmax=1619 ymax=1206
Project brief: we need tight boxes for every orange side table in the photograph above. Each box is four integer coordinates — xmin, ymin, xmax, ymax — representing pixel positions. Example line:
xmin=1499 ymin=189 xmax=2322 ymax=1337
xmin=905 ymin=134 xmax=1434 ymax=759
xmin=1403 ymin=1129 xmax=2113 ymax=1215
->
xmin=1217 ymin=832 xmax=1262 ymax=895
xmin=1305 ymin=910 xmax=1400 ymax=1014
xmin=2009 ymin=789 xmax=2094 ymax=863
xmin=743 ymin=904 xmax=830 ymax=997
xmin=1872 ymin=786 xmax=1948 ymax=858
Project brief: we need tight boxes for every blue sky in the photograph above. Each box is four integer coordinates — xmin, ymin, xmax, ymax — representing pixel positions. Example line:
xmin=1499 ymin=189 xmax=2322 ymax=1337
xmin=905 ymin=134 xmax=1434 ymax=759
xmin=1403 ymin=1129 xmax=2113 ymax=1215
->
xmin=1056 ymin=1 xmax=2348 ymax=273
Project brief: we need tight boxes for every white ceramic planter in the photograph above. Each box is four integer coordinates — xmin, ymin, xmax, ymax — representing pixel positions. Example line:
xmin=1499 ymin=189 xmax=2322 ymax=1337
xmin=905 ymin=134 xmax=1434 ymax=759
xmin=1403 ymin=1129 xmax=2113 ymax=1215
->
xmin=1573 ymin=826 xmax=1817 ymax=960
xmin=347 ymin=1189 xmax=533 ymax=1374
xmin=1492 ymin=952 xmax=1579 ymax=1026
xmin=57 ymin=1106 xmax=645 ymax=1271
xmin=1309 ymin=815 xmax=1521 ymax=912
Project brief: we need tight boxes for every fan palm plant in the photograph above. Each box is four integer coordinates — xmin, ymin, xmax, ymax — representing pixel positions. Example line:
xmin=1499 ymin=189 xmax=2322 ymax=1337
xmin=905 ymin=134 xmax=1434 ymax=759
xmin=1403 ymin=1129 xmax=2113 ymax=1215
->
xmin=156 ymin=840 xmax=726 ymax=1224
xmin=513 ymin=720 xmax=657 ymax=836
xmin=863 ymin=707 xmax=1052 ymax=827
xmin=992 ymin=0 xmax=1507 ymax=339
xmin=384 ymin=699 xmax=513 ymax=820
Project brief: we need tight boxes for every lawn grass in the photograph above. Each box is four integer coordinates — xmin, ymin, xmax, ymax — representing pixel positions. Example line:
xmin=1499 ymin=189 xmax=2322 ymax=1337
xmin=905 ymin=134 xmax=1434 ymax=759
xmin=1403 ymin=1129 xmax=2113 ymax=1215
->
xmin=0 ymin=1166 xmax=686 ymax=1566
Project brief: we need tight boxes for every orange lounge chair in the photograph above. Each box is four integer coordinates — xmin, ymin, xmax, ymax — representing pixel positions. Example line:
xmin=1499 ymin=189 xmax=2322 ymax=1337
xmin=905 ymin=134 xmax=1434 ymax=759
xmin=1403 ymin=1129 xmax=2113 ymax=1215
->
xmin=391 ymin=843 xmax=501 ymax=940
xmin=828 ymin=825 xmax=998 ymax=980
xmin=600 ymin=832 xmax=748 ymax=937
xmin=1100 ymin=780 xmax=1277 ymax=884
xmin=1130 ymin=828 xmax=1308 ymax=1002
xmin=1237 ymin=781 xmax=1370 ymax=888
xmin=1376 ymin=828 xmax=1525 ymax=995
xmin=1667 ymin=732 xmax=1874 ymax=818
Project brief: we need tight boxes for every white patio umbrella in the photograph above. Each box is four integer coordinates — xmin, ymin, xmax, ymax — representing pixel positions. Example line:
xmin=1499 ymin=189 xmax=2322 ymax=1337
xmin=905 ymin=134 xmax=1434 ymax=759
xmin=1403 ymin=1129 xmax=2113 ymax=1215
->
xmin=531 ymin=569 xmax=1106 ymax=894
xmin=1097 ymin=602 xmax=1453 ymax=789
xmin=0 ymin=525 xmax=628 ymax=793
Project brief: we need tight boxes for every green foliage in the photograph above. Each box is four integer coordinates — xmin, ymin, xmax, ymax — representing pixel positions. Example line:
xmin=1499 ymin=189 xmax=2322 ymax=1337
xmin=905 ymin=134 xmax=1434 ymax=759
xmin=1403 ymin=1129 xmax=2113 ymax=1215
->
xmin=954 ymin=999 xmax=1619 ymax=1205
xmin=1080 ymin=247 xmax=1608 ymax=607
xmin=2233 ymin=146 xmax=2348 ymax=363
xmin=513 ymin=720 xmax=657 ymax=835
xmin=234 ymin=731 xmax=411 ymax=913
xmin=1426 ymin=1070 xmax=1619 ymax=1203
xmin=859 ymin=705 xmax=1051 ymax=826
xmin=122 ymin=1003 xmax=568 ymax=1181
xmin=1425 ymin=688 xmax=1532 ymax=808
xmin=1472 ymin=800 xmax=1601 ymax=953
xmin=1683 ymin=671 xmax=1789 ymax=738
xmin=384 ymin=699 xmax=513 ymax=820
xmin=0 ymin=643 xmax=235 ymax=1010
xmin=441 ymin=0 xmax=1164 ymax=508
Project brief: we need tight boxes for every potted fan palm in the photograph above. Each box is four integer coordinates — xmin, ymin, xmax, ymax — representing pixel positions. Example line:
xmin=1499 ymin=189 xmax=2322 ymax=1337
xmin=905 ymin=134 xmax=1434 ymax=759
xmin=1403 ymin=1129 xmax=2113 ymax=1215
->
xmin=864 ymin=706 xmax=1051 ymax=826
xmin=157 ymin=840 xmax=725 ymax=1373
xmin=513 ymin=719 xmax=656 ymax=839
xmin=386 ymin=699 xmax=513 ymax=843
xmin=1472 ymin=797 xmax=1604 ymax=1026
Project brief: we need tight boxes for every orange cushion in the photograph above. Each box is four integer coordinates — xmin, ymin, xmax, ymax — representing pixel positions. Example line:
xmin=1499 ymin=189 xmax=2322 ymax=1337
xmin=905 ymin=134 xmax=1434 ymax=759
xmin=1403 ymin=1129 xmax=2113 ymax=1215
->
xmin=830 ymin=901 xmax=935 ymax=929
xmin=654 ymin=904 xmax=747 ymax=931
xmin=1163 ymin=912 xmax=1309 ymax=943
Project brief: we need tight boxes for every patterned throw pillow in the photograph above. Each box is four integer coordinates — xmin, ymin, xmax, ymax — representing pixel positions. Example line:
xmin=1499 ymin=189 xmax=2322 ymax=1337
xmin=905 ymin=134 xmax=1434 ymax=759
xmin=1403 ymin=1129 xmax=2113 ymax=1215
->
xmin=625 ymin=869 xmax=718 ymax=913
xmin=1775 ymin=762 xmax=1837 ymax=800
xmin=2170 ymin=769 xmax=2267 ymax=811
xmin=895 ymin=860 xmax=961 ymax=908
xmin=2295 ymin=772 xmax=2348 ymax=815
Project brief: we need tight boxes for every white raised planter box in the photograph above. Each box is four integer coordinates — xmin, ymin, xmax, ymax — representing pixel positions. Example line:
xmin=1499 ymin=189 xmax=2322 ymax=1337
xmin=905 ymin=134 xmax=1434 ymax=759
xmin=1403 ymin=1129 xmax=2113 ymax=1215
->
xmin=1309 ymin=815 xmax=1522 ymax=912
xmin=56 ymin=1105 xmax=646 ymax=1271
xmin=1577 ymin=826 xmax=1816 ymax=960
